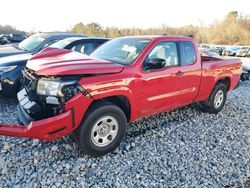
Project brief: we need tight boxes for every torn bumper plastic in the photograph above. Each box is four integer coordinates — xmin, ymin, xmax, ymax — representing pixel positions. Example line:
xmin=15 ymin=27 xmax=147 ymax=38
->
xmin=0 ymin=110 xmax=74 ymax=141
xmin=0 ymin=93 xmax=93 ymax=141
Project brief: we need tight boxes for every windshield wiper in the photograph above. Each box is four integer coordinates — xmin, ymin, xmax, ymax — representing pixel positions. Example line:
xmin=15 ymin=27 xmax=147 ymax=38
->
xmin=104 ymin=58 xmax=126 ymax=65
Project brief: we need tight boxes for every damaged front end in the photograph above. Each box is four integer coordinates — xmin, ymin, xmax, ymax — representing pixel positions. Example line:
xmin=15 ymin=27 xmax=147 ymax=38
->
xmin=18 ymin=68 xmax=83 ymax=124
xmin=0 ymin=68 xmax=93 ymax=141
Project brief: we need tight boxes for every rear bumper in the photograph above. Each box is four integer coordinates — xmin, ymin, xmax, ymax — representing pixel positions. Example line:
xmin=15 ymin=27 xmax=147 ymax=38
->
xmin=0 ymin=92 xmax=93 ymax=141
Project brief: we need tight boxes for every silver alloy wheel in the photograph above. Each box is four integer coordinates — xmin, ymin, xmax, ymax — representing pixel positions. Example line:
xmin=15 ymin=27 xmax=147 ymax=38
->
xmin=91 ymin=116 xmax=119 ymax=147
xmin=214 ymin=90 xmax=224 ymax=108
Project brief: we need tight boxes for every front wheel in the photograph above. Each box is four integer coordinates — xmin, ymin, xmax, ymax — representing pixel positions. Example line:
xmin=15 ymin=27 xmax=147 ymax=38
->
xmin=73 ymin=102 xmax=127 ymax=157
xmin=200 ymin=82 xmax=227 ymax=114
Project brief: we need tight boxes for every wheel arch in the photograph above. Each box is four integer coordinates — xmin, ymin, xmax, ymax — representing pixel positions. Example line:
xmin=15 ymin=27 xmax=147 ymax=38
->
xmin=90 ymin=95 xmax=132 ymax=123
xmin=216 ymin=77 xmax=230 ymax=91
xmin=87 ymin=87 xmax=138 ymax=122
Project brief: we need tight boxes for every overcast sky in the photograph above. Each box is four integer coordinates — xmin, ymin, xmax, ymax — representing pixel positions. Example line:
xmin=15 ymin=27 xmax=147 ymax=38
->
xmin=0 ymin=0 xmax=249 ymax=32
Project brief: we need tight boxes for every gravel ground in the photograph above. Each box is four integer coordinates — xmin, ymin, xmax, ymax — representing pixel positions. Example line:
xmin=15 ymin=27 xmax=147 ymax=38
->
xmin=0 ymin=81 xmax=249 ymax=187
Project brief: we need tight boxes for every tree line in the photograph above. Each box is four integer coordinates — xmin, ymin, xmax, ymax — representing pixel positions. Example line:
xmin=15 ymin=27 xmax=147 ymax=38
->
xmin=1 ymin=11 xmax=249 ymax=45
xmin=0 ymin=25 xmax=25 ymax=35
xmin=71 ymin=11 xmax=250 ymax=45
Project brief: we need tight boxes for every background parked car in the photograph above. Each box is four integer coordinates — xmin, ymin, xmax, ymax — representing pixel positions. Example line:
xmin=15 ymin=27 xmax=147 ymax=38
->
xmin=236 ymin=47 xmax=250 ymax=57
xmin=0 ymin=34 xmax=9 ymax=45
xmin=199 ymin=44 xmax=212 ymax=49
xmin=50 ymin=37 xmax=109 ymax=54
xmin=199 ymin=48 xmax=222 ymax=61
xmin=222 ymin=46 xmax=240 ymax=56
xmin=0 ymin=37 xmax=109 ymax=97
xmin=0 ymin=34 xmax=26 ymax=45
xmin=211 ymin=46 xmax=225 ymax=56
xmin=7 ymin=34 xmax=27 ymax=43
xmin=0 ymin=32 xmax=85 ymax=58
xmin=199 ymin=44 xmax=225 ymax=56
xmin=241 ymin=67 xmax=250 ymax=81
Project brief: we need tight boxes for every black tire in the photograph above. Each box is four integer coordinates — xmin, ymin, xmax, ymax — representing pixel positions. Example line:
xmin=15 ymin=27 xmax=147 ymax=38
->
xmin=200 ymin=82 xmax=227 ymax=114
xmin=72 ymin=101 xmax=127 ymax=157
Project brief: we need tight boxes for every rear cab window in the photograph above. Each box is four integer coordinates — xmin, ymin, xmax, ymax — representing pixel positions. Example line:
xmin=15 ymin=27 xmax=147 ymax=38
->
xmin=179 ymin=41 xmax=197 ymax=66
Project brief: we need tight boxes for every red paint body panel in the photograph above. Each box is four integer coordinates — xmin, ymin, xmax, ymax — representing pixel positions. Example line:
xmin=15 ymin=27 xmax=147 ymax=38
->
xmin=201 ymin=56 xmax=221 ymax=62
xmin=195 ymin=59 xmax=241 ymax=102
xmin=27 ymin=47 xmax=125 ymax=76
xmin=0 ymin=36 xmax=242 ymax=140
xmin=0 ymin=93 xmax=93 ymax=140
xmin=0 ymin=111 xmax=73 ymax=141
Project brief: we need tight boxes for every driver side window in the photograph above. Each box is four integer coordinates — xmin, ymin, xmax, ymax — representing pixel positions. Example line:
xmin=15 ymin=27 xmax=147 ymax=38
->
xmin=144 ymin=42 xmax=179 ymax=71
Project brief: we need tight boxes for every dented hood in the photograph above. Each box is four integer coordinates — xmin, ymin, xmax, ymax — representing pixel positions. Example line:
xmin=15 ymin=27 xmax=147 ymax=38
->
xmin=26 ymin=48 xmax=125 ymax=76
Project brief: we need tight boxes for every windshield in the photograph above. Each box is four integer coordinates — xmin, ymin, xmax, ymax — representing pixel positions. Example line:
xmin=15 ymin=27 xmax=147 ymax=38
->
xmin=18 ymin=34 xmax=46 ymax=52
xmin=91 ymin=38 xmax=150 ymax=65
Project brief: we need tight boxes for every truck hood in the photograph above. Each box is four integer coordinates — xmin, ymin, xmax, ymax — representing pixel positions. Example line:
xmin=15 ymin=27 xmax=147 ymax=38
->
xmin=26 ymin=48 xmax=125 ymax=76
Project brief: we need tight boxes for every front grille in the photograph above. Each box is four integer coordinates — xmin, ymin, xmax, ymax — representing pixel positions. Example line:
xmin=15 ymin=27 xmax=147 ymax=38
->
xmin=22 ymin=68 xmax=37 ymax=92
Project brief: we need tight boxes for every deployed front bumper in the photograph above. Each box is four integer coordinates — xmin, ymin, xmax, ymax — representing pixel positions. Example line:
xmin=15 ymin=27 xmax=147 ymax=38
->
xmin=0 ymin=90 xmax=93 ymax=141
xmin=0 ymin=109 xmax=74 ymax=141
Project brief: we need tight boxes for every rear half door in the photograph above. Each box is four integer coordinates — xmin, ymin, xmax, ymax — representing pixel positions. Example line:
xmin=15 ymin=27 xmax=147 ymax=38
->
xmin=174 ymin=41 xmax=202 ymax=106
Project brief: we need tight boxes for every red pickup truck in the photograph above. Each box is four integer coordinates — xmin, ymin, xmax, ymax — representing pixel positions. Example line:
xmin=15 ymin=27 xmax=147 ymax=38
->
xmin=0 ymin=36 xmax=241 ymax=156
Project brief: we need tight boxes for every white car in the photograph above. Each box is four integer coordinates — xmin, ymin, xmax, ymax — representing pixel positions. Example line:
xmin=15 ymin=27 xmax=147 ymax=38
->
xmin=236 ymin=47 xmax=250 ymax=57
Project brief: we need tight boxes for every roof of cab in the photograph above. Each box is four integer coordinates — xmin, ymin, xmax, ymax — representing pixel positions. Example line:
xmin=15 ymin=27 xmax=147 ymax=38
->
xmin=56 ymin=37 xmax=110 ymax=43
xmin=118 ymin=35 xmax=194 ymax=41
xmin=35 ymin=32 xmax=86 ymax=39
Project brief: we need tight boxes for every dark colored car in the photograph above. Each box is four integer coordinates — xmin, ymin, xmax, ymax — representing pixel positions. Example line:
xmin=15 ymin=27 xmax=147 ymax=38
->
xmin=7 ymin=34 xmax=27 ymax=43
xmin=0 ymin=32 xmax=85 ymax=58
xmin=0 ymin=37 xmax=109 ymax=96
xmin=0 ymin=33 xmax=26 ymax=44
xmin=0 ymin=34 xmax=9 ymax=45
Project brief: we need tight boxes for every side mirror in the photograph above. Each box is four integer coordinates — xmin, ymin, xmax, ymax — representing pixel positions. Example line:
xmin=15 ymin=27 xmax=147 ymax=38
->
xmin=146 ymin=58 xmax=165 ymax=70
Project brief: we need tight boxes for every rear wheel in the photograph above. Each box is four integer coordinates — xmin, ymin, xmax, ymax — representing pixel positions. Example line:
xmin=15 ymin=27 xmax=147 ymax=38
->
xmin=72 ymin=101 xmax=127 ymax=157
xmin=200 ymin=82 xmax=227 ymax=114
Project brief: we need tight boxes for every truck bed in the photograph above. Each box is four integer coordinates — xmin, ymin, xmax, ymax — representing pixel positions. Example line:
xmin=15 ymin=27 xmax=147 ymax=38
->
xmin=196 ymin=58 xmax=242 ymax=102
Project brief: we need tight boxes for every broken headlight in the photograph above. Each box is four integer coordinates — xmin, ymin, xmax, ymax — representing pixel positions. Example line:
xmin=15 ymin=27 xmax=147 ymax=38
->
xmin=36 ymin=77 xmax=79 ymax=101
xmin=37 ymin=79 xmax=60 ymax=96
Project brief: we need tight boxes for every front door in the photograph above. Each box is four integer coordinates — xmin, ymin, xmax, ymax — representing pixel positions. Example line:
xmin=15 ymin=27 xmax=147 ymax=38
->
xmin=136 ymin=41 xmax=182 ymax=116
